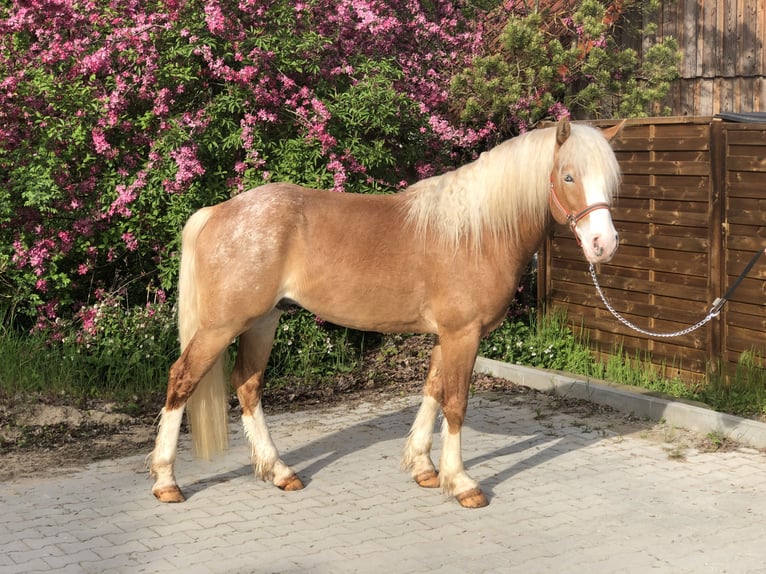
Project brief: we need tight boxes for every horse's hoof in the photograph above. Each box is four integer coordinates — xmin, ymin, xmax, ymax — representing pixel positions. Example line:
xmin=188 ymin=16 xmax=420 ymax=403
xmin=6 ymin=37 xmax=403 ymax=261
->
xmin=277 ymin=474 xmax=304 ymax=491
xmin=456 ymin=488 xmax=488 ymax=508
xmin=414 ymin=470 xmax=440 ymax=489
xmin=153 ymin=485 xmax=186 ymax=503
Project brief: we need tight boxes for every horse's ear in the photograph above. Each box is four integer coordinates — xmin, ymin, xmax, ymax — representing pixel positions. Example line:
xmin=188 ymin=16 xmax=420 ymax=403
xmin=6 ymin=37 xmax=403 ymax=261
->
xmin=556 ymin=119 xmax=571 ymax=145
xmin=601 ymin=119 xmax=626 ymax=142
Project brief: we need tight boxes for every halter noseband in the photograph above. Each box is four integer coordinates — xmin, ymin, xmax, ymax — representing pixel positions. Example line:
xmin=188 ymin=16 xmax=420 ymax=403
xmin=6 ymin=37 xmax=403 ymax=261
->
xmin=549 ymin=180 xmax=611 ymax=240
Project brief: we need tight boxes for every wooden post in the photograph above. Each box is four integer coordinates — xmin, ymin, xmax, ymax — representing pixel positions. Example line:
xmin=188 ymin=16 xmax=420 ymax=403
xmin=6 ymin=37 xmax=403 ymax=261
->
xmin=707 ymin=118 xmax=726 ymax=377
xmin=537 ymin=235 xmax=551 ymax=315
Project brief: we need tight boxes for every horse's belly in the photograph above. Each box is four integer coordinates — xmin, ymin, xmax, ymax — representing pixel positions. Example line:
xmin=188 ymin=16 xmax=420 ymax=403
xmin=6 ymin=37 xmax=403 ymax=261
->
xmin=286 ymin=283 xmax=437 ymax=334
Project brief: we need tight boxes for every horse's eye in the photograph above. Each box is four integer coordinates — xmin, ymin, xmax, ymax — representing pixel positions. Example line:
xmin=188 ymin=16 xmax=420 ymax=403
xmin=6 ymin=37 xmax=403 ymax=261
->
xmin=564 ymin=174 xmax=574 ymax=183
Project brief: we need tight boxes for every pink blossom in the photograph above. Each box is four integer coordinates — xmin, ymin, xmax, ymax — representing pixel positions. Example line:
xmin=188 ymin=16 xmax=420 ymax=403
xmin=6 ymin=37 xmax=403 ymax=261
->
xmin=152 ymin=87 xmax=172 ymax=116
xmin=73 ymin=218 xmax=94 ymax=235
xmin=548 ymin=102 xmax=571 ymax=121
xmin=165 ymin=145 xmax=205 ymax=193
xmin=108 ymin=170 xmax=147 ymax=218
xmin=154 ymin=289 xmax=167 ymax=304
xmin=78 ymin=307 xmax=99 ymax=336
xmin=122 ymin=232 xmax=138 ymax=251
xmin=92 ymin=128 xmax=112 ymax=155
xmin=327 ymin=156 xmax=347 ymax=192
xmin=81 ymin=47 xmax=109 ymax=74
xmin=58 ymin=231 xmax=73 ymax=253
xmin=204 ymin=1 xmax=228 ymax=35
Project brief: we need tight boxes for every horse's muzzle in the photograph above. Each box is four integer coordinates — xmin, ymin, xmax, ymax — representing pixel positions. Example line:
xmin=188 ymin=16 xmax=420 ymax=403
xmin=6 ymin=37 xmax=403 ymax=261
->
xmin=585 ymin=231 xmax=619 ymax=263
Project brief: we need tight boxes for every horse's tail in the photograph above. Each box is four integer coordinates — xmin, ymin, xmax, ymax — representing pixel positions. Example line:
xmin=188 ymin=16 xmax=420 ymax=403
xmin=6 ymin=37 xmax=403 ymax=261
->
xmin=177 ymin=206 xmax=229 ymax=459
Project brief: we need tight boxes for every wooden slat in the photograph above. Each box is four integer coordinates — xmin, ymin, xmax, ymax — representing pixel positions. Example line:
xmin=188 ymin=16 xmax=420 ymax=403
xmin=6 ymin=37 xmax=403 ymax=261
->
xmin=615 ymin=183 xmax=709 ymax=202
xmin=726 ymin=230 xmax=766 ymax=249
xmin=727 ymin=202 xmax=766 ymax=225
xmin=725 ymin=130 xmax=766 ymax=146
xmin=726 ymin=309 xmax=766 ymax=331
xmin=613 ymin=135 xmax=710 ymax=151
xmin=728 ymin=173 xmax=766 ymax=197
xmin=761 ymin=0 xmax=766 ymax=79
xmin=726 ymin=155 xmax=766 ymax=172
xmin=723 ymin=0 xmax=738 ymax=77
xmin=552 ymin=271 xmax=708 ymax=301
xmin=726 ymin=324 xmax=766 ymax=354
xmin=620 ymin=160 xmax=710 ymax=176
xmin=741 ymin=0 xmax=758 ymax=76
xmin=702 ymin=0 xmax=719 ymax=78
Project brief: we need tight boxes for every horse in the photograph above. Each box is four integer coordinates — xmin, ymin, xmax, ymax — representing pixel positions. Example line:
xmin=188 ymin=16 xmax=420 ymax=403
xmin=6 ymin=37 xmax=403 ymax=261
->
xmin=150 ymin=118 xmax=623 ymax=508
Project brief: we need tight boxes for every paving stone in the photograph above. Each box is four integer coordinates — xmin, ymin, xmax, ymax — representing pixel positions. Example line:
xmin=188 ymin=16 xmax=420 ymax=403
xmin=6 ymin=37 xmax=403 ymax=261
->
xmin=2 ymin=392 xmax=766 ymax=573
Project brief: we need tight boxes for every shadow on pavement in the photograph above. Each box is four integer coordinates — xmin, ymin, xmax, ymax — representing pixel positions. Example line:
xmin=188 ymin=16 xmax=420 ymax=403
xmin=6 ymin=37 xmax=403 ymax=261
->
xmin=182 ymin=396 xmax=649 ymax=501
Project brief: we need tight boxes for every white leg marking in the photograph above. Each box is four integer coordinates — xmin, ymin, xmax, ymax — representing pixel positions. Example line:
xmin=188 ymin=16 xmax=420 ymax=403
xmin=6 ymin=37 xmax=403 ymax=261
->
xmin=439 ymin=418 xmax=479 ymax=496
xmin=402 ymin=395 xmax=440 ymax=477
xmin=150 ymin=406 xmax=185 ymax=491
xmin=241 ymin=403 xmax=294 ymax=485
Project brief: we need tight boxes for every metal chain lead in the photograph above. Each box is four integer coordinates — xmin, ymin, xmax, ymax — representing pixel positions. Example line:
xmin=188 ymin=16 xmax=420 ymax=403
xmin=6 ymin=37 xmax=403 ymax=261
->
xmin=588 ymin=264 xmax=720 ymax=338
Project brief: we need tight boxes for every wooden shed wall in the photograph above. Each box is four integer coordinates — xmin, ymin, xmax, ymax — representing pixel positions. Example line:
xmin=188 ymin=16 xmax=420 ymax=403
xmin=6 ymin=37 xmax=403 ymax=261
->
xmin=634 ymin=0 xmax=766 ymax=116
xmin=539 ymin=117 xmax=766 ymax=382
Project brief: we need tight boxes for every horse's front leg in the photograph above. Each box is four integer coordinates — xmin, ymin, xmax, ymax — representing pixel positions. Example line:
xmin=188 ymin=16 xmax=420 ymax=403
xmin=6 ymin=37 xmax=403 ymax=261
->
xmin=437 ymin=329 xmax=488 ymax=508
xmin=402 ymin=342 xmax=442 ymax=489
xmin=234 ymin=317 xmax=304 ymax=491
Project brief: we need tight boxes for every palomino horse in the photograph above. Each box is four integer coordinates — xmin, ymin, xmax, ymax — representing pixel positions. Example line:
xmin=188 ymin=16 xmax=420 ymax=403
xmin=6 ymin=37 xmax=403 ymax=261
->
xmin=150 ymin=119 xmax=623 ymax=508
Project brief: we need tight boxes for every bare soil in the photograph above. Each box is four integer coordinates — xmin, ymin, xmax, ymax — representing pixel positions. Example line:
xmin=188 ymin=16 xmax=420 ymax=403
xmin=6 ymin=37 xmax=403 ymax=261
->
xmin=0 ymin=335 xmax=741 ymax=483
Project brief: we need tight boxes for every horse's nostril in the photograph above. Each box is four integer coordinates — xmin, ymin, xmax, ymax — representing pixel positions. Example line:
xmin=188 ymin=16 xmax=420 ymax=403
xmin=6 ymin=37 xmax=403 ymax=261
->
xmin=592 ymin=236 xmax=603 ymax=256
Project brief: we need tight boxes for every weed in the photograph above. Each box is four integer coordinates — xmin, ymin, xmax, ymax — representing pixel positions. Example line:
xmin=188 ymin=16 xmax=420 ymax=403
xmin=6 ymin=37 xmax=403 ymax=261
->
xmin=665 ymin=445 xmax=687 ymax=461
xmin=700 ymin=430 xmax=736 ymax=452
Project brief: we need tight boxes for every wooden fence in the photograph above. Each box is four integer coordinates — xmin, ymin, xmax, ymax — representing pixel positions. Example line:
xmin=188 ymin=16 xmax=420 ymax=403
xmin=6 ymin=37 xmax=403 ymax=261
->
xmin=538 ymin=116 xmax=766 ymax=382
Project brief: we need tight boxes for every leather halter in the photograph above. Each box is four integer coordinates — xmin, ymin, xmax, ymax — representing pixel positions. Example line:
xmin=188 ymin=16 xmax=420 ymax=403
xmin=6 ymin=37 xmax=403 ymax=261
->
xmin=549 ymin=180 xmax=611 ymax=241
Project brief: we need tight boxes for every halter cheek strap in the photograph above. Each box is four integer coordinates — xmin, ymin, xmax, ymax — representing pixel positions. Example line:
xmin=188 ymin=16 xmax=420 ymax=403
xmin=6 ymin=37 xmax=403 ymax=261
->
xmin=549 ymin=180 xmax=611 ymax=241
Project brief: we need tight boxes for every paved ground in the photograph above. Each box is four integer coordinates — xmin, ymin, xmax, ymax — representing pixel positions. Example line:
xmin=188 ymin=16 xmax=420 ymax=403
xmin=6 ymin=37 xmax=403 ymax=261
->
xmin=2 ymin=390 xmax=766 ymax=574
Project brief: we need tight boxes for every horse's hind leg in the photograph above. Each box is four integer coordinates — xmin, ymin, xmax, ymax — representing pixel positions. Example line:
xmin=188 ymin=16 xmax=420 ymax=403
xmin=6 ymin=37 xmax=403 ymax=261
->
xmin=233 ymin=310 xmax=304 ymax=491
xmin=402 ymin=341 xmax=442 ymax=488
xmin=151 ymin=329 xmax=232 ymax=502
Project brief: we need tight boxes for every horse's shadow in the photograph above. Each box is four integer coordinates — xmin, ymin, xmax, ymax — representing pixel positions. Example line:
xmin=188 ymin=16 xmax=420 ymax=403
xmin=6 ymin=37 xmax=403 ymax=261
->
xmin=181 ymin=398 xmax=638 ymax=502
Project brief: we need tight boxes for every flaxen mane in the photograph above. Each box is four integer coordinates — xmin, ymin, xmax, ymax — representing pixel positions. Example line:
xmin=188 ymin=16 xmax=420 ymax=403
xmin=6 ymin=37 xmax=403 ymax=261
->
xmin=402 ymin=124 xmax=620 ymax=249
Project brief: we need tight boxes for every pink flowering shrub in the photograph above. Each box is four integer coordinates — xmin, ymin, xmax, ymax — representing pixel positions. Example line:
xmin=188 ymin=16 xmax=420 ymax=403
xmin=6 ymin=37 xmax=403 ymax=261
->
xmin=0 ymin=0 xmax=485 ymax=334
xmin=0 ymin=0 xmax=676 ymax=352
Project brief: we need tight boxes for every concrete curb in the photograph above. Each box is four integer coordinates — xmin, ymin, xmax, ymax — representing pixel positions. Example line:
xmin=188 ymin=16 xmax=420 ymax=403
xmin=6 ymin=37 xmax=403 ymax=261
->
xmin=474 ymin=356 xmax=766 ymax=449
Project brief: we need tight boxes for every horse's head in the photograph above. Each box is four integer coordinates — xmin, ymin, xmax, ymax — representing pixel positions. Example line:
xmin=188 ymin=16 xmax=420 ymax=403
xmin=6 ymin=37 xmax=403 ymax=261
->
xmin=549 ymin=119 xmax=623 ymax=264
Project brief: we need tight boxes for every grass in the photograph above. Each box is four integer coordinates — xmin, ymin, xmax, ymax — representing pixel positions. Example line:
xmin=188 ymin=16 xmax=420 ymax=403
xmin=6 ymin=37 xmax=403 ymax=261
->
xmin=1 ymin=309 xmax=764 ymax=421
xmin=0 ymin=328 xmax=173 ymax=402
xmin=480 ymin=311 xmax=766 ymax=421
xmin=695 ymin=351 xmax=766 ymax=420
